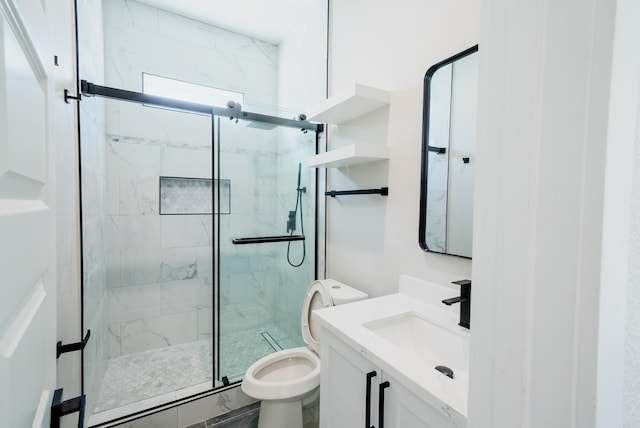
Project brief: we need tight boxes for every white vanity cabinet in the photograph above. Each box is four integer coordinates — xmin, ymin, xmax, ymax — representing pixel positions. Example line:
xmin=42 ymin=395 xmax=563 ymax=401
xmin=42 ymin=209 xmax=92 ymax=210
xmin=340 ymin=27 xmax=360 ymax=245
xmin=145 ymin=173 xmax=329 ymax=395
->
xmin=320 ymin=328 xmax=458 ymax=428
xmin=383 ymin=371 xmax=456 ymax=428
xmin=320 ymin=330 xmax=376 ymax=428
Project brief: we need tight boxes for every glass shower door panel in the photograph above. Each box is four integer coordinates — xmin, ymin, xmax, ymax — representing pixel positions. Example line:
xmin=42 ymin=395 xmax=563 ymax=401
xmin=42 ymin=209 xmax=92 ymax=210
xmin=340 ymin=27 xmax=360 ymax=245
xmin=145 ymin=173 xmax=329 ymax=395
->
xmin=215 ymin=118 xmax=317 ymax=383
xmin=82 ymin=98 xmax=214 ymax=420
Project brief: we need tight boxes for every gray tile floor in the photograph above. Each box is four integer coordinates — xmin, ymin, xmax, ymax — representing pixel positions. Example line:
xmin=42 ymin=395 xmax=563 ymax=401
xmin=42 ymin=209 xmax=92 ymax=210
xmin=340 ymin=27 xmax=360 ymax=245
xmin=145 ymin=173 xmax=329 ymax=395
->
xmin=185 ymin=397 xmax=320 ymax=428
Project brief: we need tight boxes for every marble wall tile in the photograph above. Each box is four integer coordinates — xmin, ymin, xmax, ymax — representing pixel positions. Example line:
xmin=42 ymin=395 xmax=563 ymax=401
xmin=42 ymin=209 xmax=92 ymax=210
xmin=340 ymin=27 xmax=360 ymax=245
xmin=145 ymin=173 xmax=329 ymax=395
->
xmin=103 ymin=0 xmax=279 ymax=112
xmin=161 ymin=147 xmax=212 ymax=179
xmin=119 ymin=249 xmax=163 ymax=287
xmin=107 ymin=279 xmax=212 ymax=359
xmin=106 ymin=215 xmax=161 ymax=252
xmin=119 ymin=248 xmax=203 ymax=287
xmin=196 ymin=248 xmax=214 ymax=284
xmin=219 ymin=303 xmax=272 ymax=335
xmin=120 ymin=311 xmax=198 ymax=355
xmin=109 ymin=138 xmax=163 ymax=181
xmin=108 ymin=323 xmax=122 ymax=358
xmin=106 ymin=250 xmax=122 ymax=288
xmin=103 ymin=0 xmax=160 ymax=33
xmin=160 ymin=215 xmax=212 ymax=249
xmin=156 ymin=9 xmax=219 ymax=51
xmin=117 ymin=178 xmax=158 ymax=216
xmin=108 ymin=283 xmax=162 ymax=323
xmin=161 ymin=278 xmax=212 ymax=316
xmin=197 ymin=308 xmax=212 ymax=340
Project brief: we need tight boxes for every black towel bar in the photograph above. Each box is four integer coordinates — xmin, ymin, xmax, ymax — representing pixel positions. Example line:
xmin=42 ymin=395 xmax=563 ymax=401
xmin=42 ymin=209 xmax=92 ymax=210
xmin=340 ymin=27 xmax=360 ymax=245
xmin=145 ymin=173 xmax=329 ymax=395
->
xmin=325 ymin=187 xmax=389 ymax=197
xmin=232 ymin=235 xmax=305 ymax=245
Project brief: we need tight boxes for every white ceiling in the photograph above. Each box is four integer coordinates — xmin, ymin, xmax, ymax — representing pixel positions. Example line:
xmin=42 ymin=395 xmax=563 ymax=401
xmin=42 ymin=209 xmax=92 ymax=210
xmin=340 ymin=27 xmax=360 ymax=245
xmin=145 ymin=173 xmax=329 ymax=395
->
xmin=135 ymin=0 xmax=314 ymax=44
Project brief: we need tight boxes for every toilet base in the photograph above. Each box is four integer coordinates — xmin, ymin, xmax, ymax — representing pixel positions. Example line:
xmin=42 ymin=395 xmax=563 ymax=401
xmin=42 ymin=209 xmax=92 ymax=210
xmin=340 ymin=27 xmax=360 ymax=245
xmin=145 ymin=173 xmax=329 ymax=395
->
xmin=257 ymin=398 xmax=302 ymax=428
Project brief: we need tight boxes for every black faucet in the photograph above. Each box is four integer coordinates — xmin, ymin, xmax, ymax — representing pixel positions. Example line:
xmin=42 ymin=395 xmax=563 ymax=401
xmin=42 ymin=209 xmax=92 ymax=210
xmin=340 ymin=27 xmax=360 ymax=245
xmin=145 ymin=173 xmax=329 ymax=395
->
xmin=442 ymin=279 xmax=471 ymax=329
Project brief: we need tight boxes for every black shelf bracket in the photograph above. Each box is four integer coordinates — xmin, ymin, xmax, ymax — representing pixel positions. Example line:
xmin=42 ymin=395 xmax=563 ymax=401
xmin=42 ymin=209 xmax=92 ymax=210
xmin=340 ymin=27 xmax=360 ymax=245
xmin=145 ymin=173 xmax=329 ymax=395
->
xmin=325 ymin=187 xmax=389 ymax=197
xmin=51 ymin=388 xmax=86 ymax=428
xmin=57 ymin=330 xmax=90 ymax=359
xmin=64 ymin=89 xmax=81 ymax=104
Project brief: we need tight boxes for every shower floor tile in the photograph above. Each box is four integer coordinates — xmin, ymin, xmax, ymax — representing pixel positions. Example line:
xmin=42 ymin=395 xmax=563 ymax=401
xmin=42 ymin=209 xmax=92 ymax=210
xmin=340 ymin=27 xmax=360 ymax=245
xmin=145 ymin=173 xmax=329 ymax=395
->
xmin=219 ymin=326 xmax=299 ymax=381
xmin=93 ymin=325 xmax=299 ymax=415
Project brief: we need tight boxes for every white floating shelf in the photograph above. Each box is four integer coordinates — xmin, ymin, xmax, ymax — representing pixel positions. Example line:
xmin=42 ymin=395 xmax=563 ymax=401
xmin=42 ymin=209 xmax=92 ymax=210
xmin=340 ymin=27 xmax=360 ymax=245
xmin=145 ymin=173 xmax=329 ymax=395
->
xmin=308 ymin=83 xmax=390 ymax=124
xmin=306 ymin=144 xmax=390 ymax=168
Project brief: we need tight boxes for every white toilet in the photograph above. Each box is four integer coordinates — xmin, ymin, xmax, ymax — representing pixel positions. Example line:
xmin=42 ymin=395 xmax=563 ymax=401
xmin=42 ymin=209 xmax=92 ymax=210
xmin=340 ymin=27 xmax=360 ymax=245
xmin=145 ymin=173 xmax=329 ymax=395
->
xmin=241 ymin=279 xmax=368 ymax=428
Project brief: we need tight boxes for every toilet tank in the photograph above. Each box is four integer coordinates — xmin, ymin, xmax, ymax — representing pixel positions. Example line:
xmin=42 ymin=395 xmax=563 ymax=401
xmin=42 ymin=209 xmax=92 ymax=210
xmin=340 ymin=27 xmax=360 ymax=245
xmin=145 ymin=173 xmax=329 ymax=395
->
xmin=323 ymin=279 xmax=368 ymax=305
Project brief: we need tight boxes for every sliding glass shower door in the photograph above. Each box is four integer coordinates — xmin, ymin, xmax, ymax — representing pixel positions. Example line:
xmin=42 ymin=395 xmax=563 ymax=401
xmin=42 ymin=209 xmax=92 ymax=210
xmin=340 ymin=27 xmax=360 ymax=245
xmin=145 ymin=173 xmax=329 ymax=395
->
xmin=80 ymin=84 xmax=320 ymax=424
xmin=214 ymin=117 xmax=317 ymax=384
xmin=81 ymin=96 xmax=215 ymax=423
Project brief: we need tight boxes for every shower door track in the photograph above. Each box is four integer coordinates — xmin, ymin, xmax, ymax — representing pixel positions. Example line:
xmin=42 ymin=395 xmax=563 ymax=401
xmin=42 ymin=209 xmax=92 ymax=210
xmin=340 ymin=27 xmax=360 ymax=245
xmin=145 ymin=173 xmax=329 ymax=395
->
xmin=80 ymin=80 xmax=323 ymax=132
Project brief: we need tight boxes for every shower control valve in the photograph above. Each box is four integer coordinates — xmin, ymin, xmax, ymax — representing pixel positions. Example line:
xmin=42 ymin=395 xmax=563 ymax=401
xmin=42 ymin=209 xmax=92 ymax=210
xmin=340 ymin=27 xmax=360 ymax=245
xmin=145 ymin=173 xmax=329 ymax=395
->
xmin=287 ymin=211 xmax=296 ymax=233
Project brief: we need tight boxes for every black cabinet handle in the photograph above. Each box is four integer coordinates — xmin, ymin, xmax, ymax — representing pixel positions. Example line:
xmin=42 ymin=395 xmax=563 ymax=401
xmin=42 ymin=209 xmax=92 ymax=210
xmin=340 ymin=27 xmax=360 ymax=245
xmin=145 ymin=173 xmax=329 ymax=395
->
xmin=366 ymin=371 xmax=377 ymax=428
xmin=378 ymin=381 xmax=390 ymax=428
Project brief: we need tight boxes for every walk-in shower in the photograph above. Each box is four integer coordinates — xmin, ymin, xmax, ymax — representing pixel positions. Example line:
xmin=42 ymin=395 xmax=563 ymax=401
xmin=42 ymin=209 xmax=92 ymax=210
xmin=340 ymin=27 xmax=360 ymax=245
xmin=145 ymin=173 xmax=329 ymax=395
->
xmin=78 ymin=81 xmax=321 ymax=424
xmin=75 ymin=0 xmax=327 ymax=423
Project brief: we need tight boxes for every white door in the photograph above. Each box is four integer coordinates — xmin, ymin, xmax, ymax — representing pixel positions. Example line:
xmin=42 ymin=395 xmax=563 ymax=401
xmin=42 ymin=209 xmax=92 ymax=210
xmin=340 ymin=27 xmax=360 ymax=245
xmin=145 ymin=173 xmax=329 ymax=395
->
xmin=0 ymin=0 xmax=57 ymax=426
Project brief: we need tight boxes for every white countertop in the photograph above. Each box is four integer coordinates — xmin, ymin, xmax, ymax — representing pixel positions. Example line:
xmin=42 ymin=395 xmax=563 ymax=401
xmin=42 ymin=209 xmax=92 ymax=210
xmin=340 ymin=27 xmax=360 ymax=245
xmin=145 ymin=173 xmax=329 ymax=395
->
xmin=313 ymin=275 xmax=470 ymax=427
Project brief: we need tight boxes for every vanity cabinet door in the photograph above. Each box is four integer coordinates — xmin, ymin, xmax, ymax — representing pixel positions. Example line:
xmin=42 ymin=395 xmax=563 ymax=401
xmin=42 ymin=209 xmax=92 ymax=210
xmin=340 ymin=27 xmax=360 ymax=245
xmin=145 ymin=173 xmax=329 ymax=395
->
xmin=320 ymin=329 xmax=378 ymax=428
xmin=381 ymin=373 xmax=458 ymax=428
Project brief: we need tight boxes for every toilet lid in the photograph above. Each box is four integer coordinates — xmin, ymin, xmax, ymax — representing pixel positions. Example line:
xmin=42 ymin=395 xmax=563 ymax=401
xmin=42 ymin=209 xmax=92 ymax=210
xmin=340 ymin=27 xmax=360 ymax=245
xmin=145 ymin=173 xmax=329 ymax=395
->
xmin=301 ymin=281 xmax=333 ymax=354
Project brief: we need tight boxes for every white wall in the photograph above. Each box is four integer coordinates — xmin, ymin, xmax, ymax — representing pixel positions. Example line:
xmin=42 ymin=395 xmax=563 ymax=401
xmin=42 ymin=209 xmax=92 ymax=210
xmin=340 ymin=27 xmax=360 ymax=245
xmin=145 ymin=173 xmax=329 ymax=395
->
xmin=277 ymin=0 xmax=327 ymax=114
xmin=626 ymin=80 xmax=640 ymax=426
xmin=598 ymin=0 xmax=640 ymax=425
xmin=326 ymin=0 xmax=479 ymax=297
xmin=618 ymin=1 xmax=640 ymax=426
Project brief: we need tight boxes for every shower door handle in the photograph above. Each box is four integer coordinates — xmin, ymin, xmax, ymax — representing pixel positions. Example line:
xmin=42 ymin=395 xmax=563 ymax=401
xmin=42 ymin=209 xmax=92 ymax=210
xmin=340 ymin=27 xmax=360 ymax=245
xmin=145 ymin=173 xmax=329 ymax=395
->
xmin=365 ymin=371 xmax=376 ymax=428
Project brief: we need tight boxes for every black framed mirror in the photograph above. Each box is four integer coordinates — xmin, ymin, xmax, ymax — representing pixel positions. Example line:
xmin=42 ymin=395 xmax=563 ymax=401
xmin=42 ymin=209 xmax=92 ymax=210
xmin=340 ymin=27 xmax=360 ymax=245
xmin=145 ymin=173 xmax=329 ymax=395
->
xmin=419 ymin=45 xmax=478 ymax=259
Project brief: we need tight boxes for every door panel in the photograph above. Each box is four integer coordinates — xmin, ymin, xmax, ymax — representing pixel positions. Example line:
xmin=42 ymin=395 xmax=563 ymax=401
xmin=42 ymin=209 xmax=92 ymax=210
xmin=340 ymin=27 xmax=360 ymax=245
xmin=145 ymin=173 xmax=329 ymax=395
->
xmin=216 ymin=118 xmax=317 ymax=383
xmin=0 ymin=0 xmax=56 ymax=426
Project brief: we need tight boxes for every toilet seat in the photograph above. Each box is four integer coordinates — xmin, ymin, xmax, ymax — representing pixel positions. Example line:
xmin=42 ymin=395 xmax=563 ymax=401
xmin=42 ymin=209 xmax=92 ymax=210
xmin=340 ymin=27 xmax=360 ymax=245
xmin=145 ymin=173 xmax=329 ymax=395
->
xmin=301 ymin=281 xmax=333 ymax=354
xmin=241 ymin=346 xmax=320 ymax=400
xmin=241 ymin=280 xmax=368 ymax=428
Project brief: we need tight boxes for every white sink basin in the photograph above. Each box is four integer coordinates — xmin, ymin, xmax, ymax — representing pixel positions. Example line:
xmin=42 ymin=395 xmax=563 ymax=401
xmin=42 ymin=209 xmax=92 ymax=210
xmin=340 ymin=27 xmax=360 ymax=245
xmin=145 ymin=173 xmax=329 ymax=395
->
xmin=363 ymin=311 xmax=469 ymax=381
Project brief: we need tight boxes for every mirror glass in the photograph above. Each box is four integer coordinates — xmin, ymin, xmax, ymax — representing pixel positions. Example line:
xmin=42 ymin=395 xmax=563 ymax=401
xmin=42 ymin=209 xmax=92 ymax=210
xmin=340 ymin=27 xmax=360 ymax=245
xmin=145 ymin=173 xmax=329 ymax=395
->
xmin=419 ymin=46 xmax=478 ymax=258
